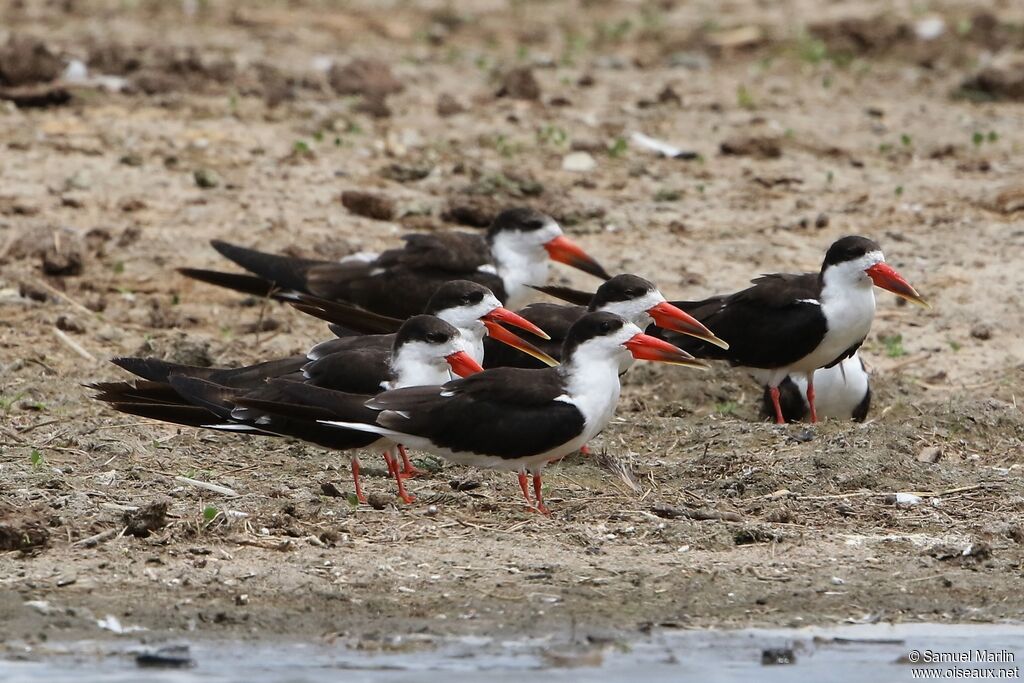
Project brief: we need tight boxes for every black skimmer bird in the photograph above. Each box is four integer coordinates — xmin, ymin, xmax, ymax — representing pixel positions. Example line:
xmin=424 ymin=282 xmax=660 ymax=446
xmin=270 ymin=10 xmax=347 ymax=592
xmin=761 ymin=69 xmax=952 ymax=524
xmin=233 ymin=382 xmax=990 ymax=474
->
xmin=655 ymin=236 xmax=926 ymax=424
xmin=252 ymin=312 xmax=705 ymax=513
xmin=180 ymin=207 xmax=610 ymax=318
xmin=296 ymin=274 xmax=727 ymax=371
xmin=91 ymin=315 xmax=483 ymax=504
xmin=480 ymin=273 xmax=728 ymax=369
xmin=295 ymin=279 xmax=557 ymax=369
xmin=759 ymin=353 xmax=871 ymax=423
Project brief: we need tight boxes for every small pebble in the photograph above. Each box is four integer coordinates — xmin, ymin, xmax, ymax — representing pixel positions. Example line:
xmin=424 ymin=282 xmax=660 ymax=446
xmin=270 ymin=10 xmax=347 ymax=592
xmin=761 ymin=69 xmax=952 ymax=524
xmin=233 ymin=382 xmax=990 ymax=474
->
xmin=762 ymin=648 xmax=796 ymax=665
xmin=55 ymin=314 xmax=84 ymax=334
xmin=193 ymin=168 xmax=219 ymax=189
xmin=970 ymin=323 xmax=992 ymax=341
xmin=562 ymin=152 xmax=596 ymax=173
xmin=436 ymin=93 xmax=465 ymax=117
xmin=341 ymin=190 xmax=396 ymax=221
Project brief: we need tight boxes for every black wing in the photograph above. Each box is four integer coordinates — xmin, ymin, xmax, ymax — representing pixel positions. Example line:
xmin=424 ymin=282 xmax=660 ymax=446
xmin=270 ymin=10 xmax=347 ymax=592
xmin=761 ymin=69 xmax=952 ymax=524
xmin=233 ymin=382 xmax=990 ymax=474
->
xmin=290 ymin=293 xmax=405 ymax=334
xmin=378 ymin=232 xmax=492 ymax=272
xmin=369 ymin=368 xmax=585 ymax=460
xmin=663 ymin=272 xmax=826 ymax=369
xmin=168 ymin=376 xmax=379 ymax=450
xmin=529 ymin=284 xmax=594 ymax=306
xmin=111 ymin=356 xmax=306 ymax=387
xmin=300 ymin=347 xmax=391 ymax=394
xmin=211 ymin=240 xmax=336 ymax=293
xmin=306 ymin=334 xmax=394 ymax=360
xmin=314 ymin=265 xmax=506 ymax=318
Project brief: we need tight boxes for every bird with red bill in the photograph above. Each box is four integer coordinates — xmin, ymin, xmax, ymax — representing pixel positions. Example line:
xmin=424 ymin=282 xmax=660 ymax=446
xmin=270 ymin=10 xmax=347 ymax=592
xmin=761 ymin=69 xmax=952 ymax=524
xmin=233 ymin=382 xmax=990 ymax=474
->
xmin=483 ymin=273 xmax=728 ymax=371
xmin=90 ymin=315 xmax=483 ymax=505
xmin=656 ymin=235 xmax=927 ymax=424
xmin=260 ymin=312 xmax=706 ymax=514
xmin=179 ymin=207 xmax=610 ymax=319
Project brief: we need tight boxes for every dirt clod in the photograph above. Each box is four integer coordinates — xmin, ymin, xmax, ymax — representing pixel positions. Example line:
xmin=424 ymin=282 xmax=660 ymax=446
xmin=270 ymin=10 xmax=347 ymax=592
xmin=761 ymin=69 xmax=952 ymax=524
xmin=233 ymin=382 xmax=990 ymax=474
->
xmin=496 ymin=66 xmax=541 ymax=100
xmin=436 ymin=93 xmax=466 ymax=116
xmin=0 ymin=35 xmax=62 ymax=87
xmin=55 ymin=314 xmax=85 ymax=334
xmin=341 ymin=190 xmax=396 ymax=221
xmin=320 ymin=482 xmax=344 ymax=498
xmin=720 ymin=135 xmax=782 ymax=158
xmin=970 ymin=323 xmax=992 ymax=340
xmin=328 ymin=58 xmax=403 ymax=98
xmin=123 ymin=500 xmax=170 ymax=538
xmin=0 ymin=507 xmax=50 ymax=552
xmin=959 ymin=52 xmax=1024 ymax=102
xmin=366 ymin=493 xmax=392 ymax=510
xmin=42 ymin=236 xmax=84 ymax=276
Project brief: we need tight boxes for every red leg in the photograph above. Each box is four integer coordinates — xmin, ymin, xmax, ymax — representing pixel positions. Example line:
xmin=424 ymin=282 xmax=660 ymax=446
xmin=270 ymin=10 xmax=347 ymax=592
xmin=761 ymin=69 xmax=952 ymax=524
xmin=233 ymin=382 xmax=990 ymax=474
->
xmin=397 ymin=444 xmax=424 ymax=478
xmin=769 ymin=385 xmax=785 ymax=424
xmin=382 ymin=451 xmax=396 ymax=477
xmin=806 ymin=374 xmax=818 ymax=424
xmin=532 ymin=471 xmax=550 ymax=515
xmin=517 ymin=471 xmax=532 ymax=507
xmin=382 ymin=450 xmax=415 ymax=504
xmin=579 ymin=443 xmax=592 ymax=456
xmin=351 ymin=457 xmax=367 ymax=504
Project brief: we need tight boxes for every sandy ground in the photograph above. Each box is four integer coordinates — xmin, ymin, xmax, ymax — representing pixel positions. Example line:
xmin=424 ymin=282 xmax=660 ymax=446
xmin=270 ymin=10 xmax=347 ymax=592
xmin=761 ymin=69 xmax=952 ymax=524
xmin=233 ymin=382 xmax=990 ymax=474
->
xmin=1 ymin=0 xmax=1024 ymax=652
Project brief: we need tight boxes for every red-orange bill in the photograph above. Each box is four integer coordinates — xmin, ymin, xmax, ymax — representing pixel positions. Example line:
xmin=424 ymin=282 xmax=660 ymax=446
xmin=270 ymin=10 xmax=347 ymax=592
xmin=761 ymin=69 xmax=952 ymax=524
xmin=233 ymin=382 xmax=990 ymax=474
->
xmin=483 ymin=320 xmax=559 ymax=367
xmin=482 ymin=307 xmax=551 ymax=340
xmin=543 ymin=235 xmax=611 ymax=280
xmin=623 ymin=333 xmax=707 ymax=369
xmin=866 ymin=263 xmax=929 ymax=307
xmin=647 ymin=301 xmax=729 ymax=350
xmin=446 ymin=351 xmax=484 ymax=376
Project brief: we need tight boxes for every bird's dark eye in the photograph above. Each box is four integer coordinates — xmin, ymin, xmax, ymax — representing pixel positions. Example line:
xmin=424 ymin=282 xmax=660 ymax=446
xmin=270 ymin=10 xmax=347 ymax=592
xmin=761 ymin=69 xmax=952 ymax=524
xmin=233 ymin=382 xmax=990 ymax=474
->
xmin=525 ymin=219 xmax=545 ymax=230
xmin=425 ymin=332 xmax=446 ymax=344
xmin=600 ymin=321 xmax=612 ymax=333
xmin=463 ymin=291 xmax=484 ymax=305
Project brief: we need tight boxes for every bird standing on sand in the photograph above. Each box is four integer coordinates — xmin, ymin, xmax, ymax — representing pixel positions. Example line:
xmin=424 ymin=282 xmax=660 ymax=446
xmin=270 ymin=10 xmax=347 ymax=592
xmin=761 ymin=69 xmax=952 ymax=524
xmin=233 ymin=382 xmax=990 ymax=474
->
xmin=180 ymin=207 xmax=610 ymax=318
xmin=660 ymin=236 xmax=926 ymax=423
xmin=92 ymin=316 xmax=483 ymax=504
xmin=252 ymin=312 xmax=705 ymax=513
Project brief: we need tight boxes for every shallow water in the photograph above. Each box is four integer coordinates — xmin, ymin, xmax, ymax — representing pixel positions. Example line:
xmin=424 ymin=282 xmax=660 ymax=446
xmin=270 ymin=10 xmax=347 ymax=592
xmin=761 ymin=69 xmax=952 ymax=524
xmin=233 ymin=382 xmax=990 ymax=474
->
xmin=2 ymin=623 xmax=1022 ymax=683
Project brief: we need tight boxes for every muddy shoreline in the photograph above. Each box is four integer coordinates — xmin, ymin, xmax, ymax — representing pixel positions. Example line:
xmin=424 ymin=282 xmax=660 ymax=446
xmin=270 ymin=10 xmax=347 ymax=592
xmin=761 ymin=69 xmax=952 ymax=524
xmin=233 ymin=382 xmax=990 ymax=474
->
xmin=2 ymin=0 xmax=1024 ymax=649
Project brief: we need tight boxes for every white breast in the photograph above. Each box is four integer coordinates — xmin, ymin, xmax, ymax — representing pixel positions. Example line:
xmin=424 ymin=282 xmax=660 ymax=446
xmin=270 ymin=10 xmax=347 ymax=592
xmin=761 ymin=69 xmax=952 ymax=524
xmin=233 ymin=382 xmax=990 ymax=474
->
xmin=792 ymin=281 xmax=876 ymax=374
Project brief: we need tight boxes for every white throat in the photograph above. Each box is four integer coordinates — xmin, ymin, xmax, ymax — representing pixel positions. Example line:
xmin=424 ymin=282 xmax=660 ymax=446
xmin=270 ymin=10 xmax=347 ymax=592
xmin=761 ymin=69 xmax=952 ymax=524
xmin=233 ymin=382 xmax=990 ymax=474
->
xmin=458 ymin=321 xmax=487 ymax=364
xmin=794 ymin=251 xmax=882 ymax=373
xmin=387 ymin=346 xmax=454 ymax=390
xmin=488 ymin=225 xmax=561 ymax=309
xmin=490 ymin=238 xmax=550 ymax=309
